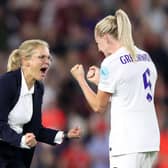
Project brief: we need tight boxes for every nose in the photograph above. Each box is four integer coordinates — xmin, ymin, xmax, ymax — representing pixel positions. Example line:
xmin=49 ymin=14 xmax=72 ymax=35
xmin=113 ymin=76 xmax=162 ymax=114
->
xmin=44 ymin=56 xmax=52 ymax=64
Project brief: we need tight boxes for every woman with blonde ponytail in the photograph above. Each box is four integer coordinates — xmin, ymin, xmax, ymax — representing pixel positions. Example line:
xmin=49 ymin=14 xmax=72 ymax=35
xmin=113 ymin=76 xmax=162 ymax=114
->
xmin=71 ymin=9 xmax=160 ymax=168
xmin=0 ymin=39 xmax=81 ymax=168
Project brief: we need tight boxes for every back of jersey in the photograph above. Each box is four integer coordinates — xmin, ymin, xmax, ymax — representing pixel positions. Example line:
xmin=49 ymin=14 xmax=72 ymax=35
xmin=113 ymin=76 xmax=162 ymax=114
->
xmin=116 ymin=47 xmax=157 ymax=112
xmin=98 ymin=47 xmax=160 ymax=156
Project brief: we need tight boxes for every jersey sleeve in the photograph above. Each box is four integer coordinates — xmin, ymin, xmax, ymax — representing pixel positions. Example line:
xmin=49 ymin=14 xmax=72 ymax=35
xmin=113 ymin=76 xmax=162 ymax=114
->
xmin=98 ymin=60 xmax=118 ymax=94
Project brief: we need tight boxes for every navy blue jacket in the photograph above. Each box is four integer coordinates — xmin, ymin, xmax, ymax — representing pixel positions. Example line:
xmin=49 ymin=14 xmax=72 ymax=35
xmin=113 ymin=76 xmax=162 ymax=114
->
xmin=0 ymin=69 xmax=59 ymax=167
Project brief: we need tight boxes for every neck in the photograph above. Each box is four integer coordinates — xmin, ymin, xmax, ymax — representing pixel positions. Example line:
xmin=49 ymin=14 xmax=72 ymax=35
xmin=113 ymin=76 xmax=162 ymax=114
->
xmin=21 ymin=68 xmax=35 ymax=89
xmin=107 ymin=43 xmax=122 ymax=56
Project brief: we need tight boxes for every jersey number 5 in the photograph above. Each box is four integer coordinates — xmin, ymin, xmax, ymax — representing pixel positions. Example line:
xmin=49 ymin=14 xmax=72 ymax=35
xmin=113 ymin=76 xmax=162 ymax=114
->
xmin=142 ymin=68 xmax=152 ymax=102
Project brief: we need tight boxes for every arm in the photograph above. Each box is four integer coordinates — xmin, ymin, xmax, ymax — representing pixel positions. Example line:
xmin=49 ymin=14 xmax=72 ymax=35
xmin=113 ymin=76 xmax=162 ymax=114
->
xmin=37 ymin=126 xmax=81 ymax=145
xmin=71 ymin=64 xmax=111 ymax=113
xmin=0 ymin=74 xmax=22 ymax=147
xmin=78 ymin=78 xmax=110 ymax=113
xmin=33 ymin=81 xmax=81 ymax=145
xmin=0 ymin=74 xmax=37 ymax=149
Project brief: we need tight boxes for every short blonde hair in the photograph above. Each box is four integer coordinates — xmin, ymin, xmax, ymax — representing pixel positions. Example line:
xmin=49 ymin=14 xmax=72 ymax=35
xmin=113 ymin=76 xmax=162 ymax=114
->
xmin=95 ymin=9 xmax=136 ymax=59
xmin=7 ymin=39 xmax=49 ymax=72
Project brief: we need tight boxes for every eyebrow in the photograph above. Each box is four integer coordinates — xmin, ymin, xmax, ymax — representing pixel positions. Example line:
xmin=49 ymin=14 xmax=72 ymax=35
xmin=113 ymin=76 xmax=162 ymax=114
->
xmin=34 ymin=53 xmax=52 ymax=57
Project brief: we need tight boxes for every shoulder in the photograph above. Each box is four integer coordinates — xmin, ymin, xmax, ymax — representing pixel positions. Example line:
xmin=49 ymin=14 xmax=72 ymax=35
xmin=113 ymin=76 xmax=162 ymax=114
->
xmin=100 ymin=56 xmax=119 ymax=80
xmin=0 ymin=69 xmax=21 ymax=99
xmin=0 ymin=69 xmax=21 ymax=86
xmin=101 ymin=51 xmax=123 ymax=71
xmin=135 ymin=47 xmax=151 ymax=59
xmin=102 ymin=47 xmax=128 ymax=65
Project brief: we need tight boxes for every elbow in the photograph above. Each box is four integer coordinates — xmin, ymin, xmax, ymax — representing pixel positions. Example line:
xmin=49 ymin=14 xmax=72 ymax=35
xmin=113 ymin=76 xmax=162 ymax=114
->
xmin=91 ymin=100 xmax=107 ymax=113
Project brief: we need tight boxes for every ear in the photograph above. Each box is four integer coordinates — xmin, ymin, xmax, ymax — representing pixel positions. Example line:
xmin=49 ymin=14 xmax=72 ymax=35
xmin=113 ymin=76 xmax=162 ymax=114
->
xmin=105 ymin=34 xmax=112 ymax=44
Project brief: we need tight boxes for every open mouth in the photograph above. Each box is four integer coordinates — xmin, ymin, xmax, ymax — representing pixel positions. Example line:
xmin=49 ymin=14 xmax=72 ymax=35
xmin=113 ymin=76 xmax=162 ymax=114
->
xmin=40 ymin=67 xmax=48 ymax=74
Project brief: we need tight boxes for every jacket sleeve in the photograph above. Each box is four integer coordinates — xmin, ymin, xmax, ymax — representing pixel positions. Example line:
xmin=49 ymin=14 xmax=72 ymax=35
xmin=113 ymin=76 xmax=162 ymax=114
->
xmin=0 ymin=74 xmax=22 ymax=147
xmin=37 ymin=126 xmax=59 ymax=145
xmin=35 ymin=81 xmax=60 ymax=145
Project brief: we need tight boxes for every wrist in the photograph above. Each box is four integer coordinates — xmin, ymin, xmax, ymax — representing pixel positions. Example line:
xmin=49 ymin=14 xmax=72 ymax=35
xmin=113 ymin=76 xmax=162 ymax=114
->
xmin=78 ymin=78 xmax=88 ymax=88
xmin=63 ymin=131 xmax=69 ymax=140
xmin=20 ymin=135 xmax=30 ymax=149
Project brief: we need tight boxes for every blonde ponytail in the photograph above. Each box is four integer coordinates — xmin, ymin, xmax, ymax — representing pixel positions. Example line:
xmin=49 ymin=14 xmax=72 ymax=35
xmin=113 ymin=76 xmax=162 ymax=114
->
xmin=95 ymin=9 xmax=136 ymax=60
xmin=115 ymin=9 xmax=136 ymax=59
xmin=7 ymin=49 xmax=21 ymax=72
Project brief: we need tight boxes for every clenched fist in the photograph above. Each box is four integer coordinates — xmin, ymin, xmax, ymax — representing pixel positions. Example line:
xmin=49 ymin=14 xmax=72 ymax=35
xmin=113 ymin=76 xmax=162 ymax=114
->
xmin=70 ymin=64 xmax=85 ymax=82
xmin=25 ymin=133 xmax=37 ymax=148
xmin=87 ymin=66 xmax=100 ymax=85
xmin=67 ymin=127 xmax=81 ymax=139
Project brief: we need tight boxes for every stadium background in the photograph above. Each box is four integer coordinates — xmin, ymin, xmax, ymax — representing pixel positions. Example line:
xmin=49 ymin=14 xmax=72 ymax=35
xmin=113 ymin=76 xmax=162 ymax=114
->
xmin=0 ymin=0 xmax=168 ymax=167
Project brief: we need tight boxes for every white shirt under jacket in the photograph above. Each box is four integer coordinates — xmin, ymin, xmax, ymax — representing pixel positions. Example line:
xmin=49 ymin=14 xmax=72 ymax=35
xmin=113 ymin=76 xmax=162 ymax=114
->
xmin=8 ymin=70 xmax=64 ymax=149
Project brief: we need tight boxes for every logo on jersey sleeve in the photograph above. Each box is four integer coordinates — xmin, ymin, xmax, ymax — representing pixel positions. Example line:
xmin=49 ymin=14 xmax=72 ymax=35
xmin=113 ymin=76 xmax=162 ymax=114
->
xmin=100 ymin=66 xmax=109 ymax=80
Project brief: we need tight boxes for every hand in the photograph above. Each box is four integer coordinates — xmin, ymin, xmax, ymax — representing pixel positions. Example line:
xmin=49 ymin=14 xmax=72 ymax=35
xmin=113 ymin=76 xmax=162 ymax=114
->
xmin=67 ymin=127 xmax=81 ymax=139
xmin=70 ymin=64 xmax=85 ymax=82
xmin=25 ymin=133 xmax=37 ymax=148
xmin=87 ymin=65 xmax=100 ymax=85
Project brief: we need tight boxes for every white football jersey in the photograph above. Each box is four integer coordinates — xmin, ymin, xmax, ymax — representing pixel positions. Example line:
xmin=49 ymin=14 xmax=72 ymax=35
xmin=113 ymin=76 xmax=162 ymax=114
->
xmin=98 ymin=47 xmax=160 ymax=156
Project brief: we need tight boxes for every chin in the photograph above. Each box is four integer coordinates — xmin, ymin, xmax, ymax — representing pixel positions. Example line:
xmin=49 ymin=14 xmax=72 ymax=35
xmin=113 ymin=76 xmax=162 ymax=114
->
xmin=36 ymin=76 xmax=45 ymax=81
xmin=40 ymin=77 xmax=45 ymax=81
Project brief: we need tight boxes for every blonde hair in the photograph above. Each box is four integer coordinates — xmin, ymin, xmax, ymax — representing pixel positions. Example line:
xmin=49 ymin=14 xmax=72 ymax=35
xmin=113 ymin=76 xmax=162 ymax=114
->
xmin=95 ymin=9 xmax=136 ymax=59
xmin=7 ymin=39 xmax=49 ymax=72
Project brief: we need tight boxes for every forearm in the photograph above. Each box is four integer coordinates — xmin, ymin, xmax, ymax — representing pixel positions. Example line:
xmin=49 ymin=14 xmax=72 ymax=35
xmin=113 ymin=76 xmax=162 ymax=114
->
xmin=78 ymin=78 xmax=98 ymax=112
xmin=71 ymin=64 xmax=104 ymax=112
xmin=0 ymin=122 xmax=22 ymax=147
xmin=37 ymin=126 xmax=59 ymax=145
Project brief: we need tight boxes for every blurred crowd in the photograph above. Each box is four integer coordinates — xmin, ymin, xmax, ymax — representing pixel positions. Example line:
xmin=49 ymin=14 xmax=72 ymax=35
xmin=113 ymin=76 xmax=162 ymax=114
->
xmin=0 ymin=0 xmax=168 ymax=167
